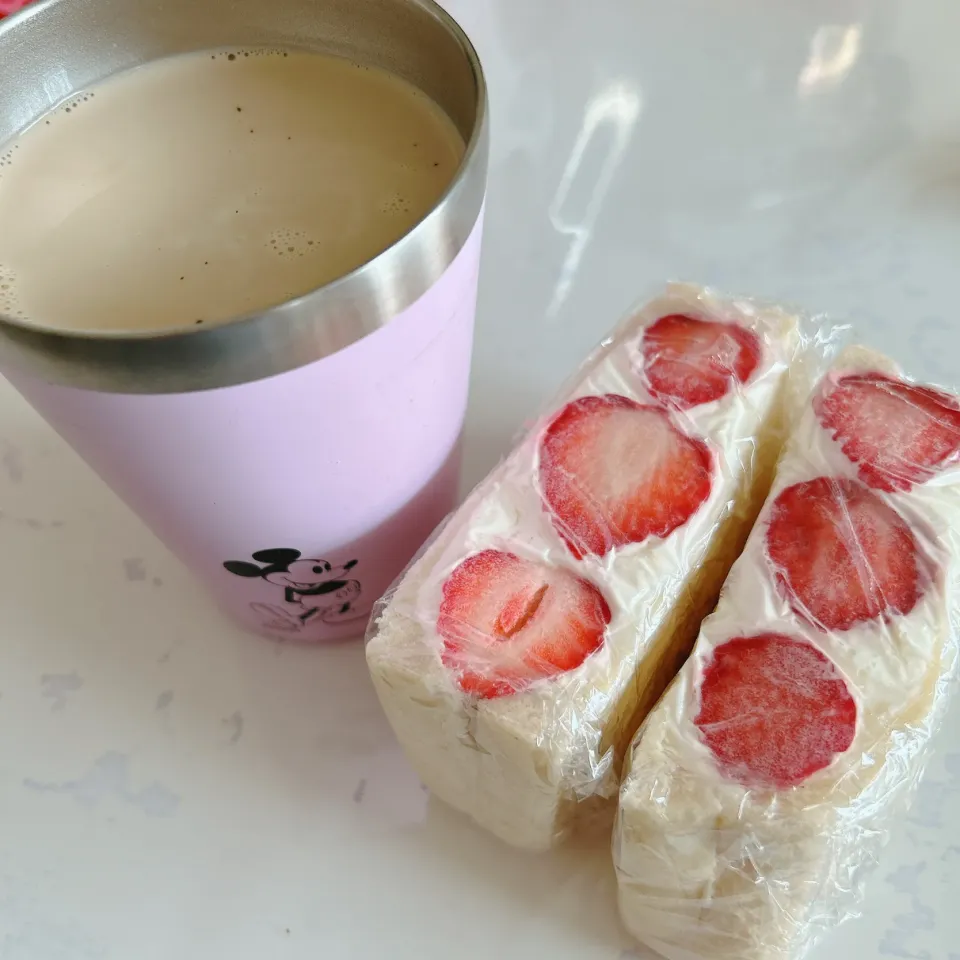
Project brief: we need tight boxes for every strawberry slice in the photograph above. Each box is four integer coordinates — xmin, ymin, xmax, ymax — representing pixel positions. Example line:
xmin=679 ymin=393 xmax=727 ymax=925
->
xmin=538 ymin=394 xmax=713 ymax=559
xmin=815 ymin=372 xmax=960 ymax=492
xmin=437 ymin=549 xmax=611 ymax=699
xmin=695 ymin=633 xmax=857 ymax=789
xmin=765 ymin=476 xmax=924 ymax=631
xmin=641 ymin=313 xmax=762 ymax=409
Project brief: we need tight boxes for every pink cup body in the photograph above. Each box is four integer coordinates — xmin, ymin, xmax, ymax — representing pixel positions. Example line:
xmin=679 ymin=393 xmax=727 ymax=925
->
xmin=4 ymin=211 xmax=483 ymax=642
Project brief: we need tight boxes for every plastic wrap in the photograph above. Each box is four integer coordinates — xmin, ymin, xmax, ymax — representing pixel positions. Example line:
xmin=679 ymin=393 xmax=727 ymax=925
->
xmin=614 ymin=344 xmax=960 ymax=959
xmin=365 ymin=283 xmax=827 ymax=851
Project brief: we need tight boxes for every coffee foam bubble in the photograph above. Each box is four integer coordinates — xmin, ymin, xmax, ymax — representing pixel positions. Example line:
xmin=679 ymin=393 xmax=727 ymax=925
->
xmin=0 ymin=265 xmax=25 ymax=320
xmin=380 ymin=193 xmax=412 ymax=216
xmin=266 ymin=227 xmax=318 ymax=258
xmin=0 ymin=139 xmax=19 ymax=181
xmin=60 ymin=92 xmax=96 ymax=116
xmin=210 ymin=48 xmax=295 ymax=63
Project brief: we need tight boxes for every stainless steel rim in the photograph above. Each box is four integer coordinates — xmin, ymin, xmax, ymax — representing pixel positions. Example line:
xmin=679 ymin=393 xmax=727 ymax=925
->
xmin=0 ymin=0 xmax=488 ymax=393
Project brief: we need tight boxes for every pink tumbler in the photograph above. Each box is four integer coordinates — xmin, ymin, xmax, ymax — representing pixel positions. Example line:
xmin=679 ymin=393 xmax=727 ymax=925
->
xmin=0 ymin=0 xmax=488 ymax=642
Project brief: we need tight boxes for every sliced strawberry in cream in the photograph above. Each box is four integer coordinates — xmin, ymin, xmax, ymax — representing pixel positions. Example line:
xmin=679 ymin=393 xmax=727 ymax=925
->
xmin=538 ymin=394 xmax=713 ymax=559
xmin=641 ymin=313 xmax=762 ymax=409
xmin=695 ymin=633 xmax=857 ymax=789
xmin=815 ymin=372 xmax=960 ymax=492
xmin=437 ymin=549 xmax=611 ymax=699
xmin=765 ymin=476 xmax=924 ymax=631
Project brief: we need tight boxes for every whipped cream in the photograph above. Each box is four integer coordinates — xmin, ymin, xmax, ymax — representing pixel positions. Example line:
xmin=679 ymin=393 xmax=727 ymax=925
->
xmin=615 ymin=344 xmax=960 ymax=960
xmin=367 ymin=283 xmax=800 ymax=850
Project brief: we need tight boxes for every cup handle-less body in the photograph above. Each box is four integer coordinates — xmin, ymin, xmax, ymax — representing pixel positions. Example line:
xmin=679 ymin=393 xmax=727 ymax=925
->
xmin=0 ymin=0 xmax=488 ymax=641
xmin=6 ymin=211 xmax=483 ymax=642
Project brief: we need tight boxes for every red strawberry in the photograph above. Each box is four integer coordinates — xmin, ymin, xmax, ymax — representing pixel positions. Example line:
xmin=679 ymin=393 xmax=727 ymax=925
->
xmin=695 ymin=633 xmax=857 ymax=789
xmin=538 ymin=394 xmax=713 ymax=559
xmin=437 ymin=549 xmax=611 ymax=699
xmin=765 ymin=476 xmax=923 ymax=631
xmin=641 ymin=313 xmax=762 ymax=409
xmin=815 ymin=372 xmax=960 ymax=492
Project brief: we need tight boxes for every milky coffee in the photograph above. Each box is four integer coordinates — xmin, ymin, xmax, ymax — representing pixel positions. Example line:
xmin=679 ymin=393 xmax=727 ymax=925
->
xmin=0 ymin=48 xmax=465 ymax=331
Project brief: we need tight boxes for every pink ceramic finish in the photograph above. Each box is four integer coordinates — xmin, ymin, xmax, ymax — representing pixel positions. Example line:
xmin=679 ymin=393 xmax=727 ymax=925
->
xmin=5 ymin=211 xmax=484 ymax=642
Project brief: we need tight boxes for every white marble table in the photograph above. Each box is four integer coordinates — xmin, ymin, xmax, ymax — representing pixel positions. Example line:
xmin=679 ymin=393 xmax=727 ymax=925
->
xmin=2 ymin=1 xmax=959 ymax=957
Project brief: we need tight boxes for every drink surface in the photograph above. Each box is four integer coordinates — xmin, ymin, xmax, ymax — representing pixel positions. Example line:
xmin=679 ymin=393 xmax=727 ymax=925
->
xmin=0 ymin=48 xmax=465 ymax=332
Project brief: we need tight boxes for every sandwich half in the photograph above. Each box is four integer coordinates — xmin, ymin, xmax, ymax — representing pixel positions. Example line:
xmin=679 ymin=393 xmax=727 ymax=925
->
xmin=367 ymin=283 xmax=800 ymax=850
xmin=615 ymin=345 xmax=960 ymax=957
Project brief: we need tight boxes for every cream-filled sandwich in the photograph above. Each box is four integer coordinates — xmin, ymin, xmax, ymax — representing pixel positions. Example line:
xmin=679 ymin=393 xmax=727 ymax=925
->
xmin=367 ymin=284 xmax=800 ymax=850
xmin=615 ymin=345 xmax=960 ymax=958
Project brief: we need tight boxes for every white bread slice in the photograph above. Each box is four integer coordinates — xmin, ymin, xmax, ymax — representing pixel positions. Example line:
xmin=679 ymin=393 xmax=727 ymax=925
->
xmin=366 ymin=284 xmax=799 ymax=850
xmin=615 ymin=345 xmax=960 ymax=958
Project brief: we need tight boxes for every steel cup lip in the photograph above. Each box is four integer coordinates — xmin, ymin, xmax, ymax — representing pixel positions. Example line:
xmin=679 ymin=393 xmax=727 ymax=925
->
xmin=0 ymin=0 xmax=489 ymax=393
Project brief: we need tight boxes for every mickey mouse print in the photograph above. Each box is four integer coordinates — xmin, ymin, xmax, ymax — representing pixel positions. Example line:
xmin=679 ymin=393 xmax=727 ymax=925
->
xmin=224 ymin=548 xmax=364 ymax=635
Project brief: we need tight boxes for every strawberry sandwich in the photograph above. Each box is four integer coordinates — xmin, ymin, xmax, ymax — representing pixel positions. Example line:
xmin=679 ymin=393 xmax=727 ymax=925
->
xmin=615 ymin=346 xmax=960 ymax=958
xmin=366 ymin=284 xmax=801 ymax=850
